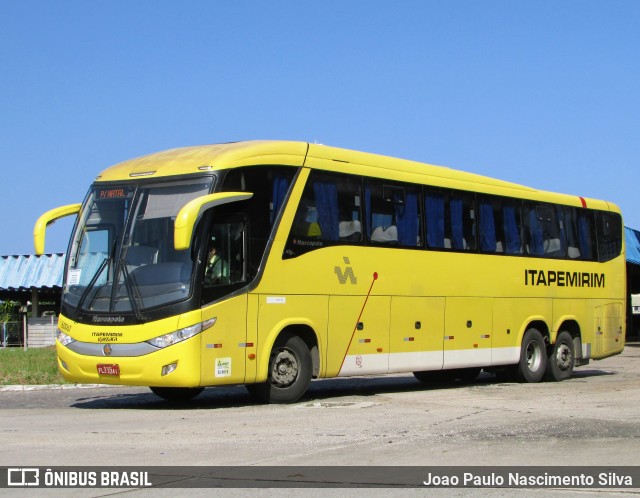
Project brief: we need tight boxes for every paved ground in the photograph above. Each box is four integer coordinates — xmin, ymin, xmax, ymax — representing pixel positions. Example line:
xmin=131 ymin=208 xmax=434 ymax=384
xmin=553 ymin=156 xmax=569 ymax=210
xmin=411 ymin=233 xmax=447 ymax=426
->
xmin=1 ymin=343 xmax=639 ymax=496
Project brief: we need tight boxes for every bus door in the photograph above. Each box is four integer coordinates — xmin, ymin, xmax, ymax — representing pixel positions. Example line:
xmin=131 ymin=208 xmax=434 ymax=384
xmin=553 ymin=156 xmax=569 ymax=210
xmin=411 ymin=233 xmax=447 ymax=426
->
xmin=443 ymin=297 xmax=493 ymax=369
xmin=199 ymin=215 xmax=250 ymax=385
xmin=330 ymin=295 xmax=390 ymax=376
xmin=389 ymin=297 xmax=444 ymax=373
xmin=200 ymin=295 xmax=248 ymax=385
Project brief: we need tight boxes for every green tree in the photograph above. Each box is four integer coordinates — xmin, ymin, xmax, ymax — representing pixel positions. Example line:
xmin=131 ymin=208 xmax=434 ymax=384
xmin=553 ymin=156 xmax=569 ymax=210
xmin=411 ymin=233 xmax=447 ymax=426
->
xmin=0 ymin=300 xmax=19 ymax=322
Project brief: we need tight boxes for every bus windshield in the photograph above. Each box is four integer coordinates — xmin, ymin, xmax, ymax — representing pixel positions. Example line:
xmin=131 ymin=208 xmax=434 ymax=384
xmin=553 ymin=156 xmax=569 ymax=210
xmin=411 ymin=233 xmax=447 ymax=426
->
xmin=63 ymin=179 xmax=213 ymax=316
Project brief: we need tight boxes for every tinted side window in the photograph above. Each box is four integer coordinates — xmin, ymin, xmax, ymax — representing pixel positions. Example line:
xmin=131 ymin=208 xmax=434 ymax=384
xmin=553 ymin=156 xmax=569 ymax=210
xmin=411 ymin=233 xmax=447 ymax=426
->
xmin=561 ymin=207 xmax=595 ymax=260
xmin=524 ymin=203 xmax=565 ymax=258
xmin=597 ymin=211 xmax=623 ymax=262
xmin=285 ymin=170 xmax=362 ymax=257
xmin=365 ymin=180 xmax=421 ymax=247
xmin=478 ymin=196 xmax=523 ymax=255
xmin=424 ymin=188 xmax=476 ymax=251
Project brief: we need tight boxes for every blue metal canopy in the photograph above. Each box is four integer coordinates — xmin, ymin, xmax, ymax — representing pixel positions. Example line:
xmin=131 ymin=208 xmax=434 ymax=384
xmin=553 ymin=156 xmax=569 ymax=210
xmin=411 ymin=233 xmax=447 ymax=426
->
xmin=0 ymin=254 xmax=64 ymax=291
xmin=626 ymin=227 xmax=640 ymax=267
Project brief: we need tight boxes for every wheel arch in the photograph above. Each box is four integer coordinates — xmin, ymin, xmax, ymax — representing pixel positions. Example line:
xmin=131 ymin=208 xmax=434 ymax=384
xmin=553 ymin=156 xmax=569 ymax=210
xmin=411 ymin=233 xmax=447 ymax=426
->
xmin=276 ymin=324 xmax=320 ymax=378
xmin=256 ymin=320 xmax=320 ymax=382
xmin=554 ymin=318 xmax=583 ymax=360
xmin=553 ymin=318 xmax=581 ymax=341
xmin=521 ymin=318 xmax=550 ymax=346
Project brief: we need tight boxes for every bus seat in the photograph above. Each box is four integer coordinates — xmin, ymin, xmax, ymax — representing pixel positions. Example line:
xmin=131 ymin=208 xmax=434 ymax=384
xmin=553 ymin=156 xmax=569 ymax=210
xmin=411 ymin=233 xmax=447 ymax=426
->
xmin=339 ymin=220 xmax=361 ymax=241
xmin=126 ymin=245 xmax=158 ymax=271
xmin=371 ymin=225 xmax=398 ymax=243
xmin=544 ymin=238 xmax=561 ymax=254
xmin=131 ymin=262 xmax=184 ymax=286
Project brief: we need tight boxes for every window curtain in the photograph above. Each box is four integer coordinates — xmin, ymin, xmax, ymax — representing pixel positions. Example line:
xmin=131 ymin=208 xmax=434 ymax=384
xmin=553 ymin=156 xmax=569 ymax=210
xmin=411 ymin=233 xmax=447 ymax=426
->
xmin=450 ymin=197 xmax=464 ymax=250
xmin=313 ymin=181 xmax=339 ymax=241
xmin=502 ymin=205 xmax=521 ymax=254
xmin=271 ymin=175 xmax=289 ymax=225
xmin=364 ymin=185 xmax=372 ymax=237
xmin=527 ymin=209 xmax=544 ymax=256
xmin=479 ymin=203 xmax=496 ymax=252
xmin=425 ymin=194 xmax=445 ymax=248
xmin=555 ymin=206 xmax=566 ymax=255
xmin=578 ymin=213 xmax=593 ymax=260
xmin=395 ymin=192 xmax=418 ymax=246
xmin=564 ymin=208 xmax=578 ymax=249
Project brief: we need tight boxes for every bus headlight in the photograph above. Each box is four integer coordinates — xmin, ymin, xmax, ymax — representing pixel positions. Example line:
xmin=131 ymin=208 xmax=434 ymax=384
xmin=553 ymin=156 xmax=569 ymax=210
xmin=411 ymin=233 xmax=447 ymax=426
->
xmin=146 ymin=318 xmax=216 ymax=349
xmin=57 ymin=329 xmax=75 ymax=346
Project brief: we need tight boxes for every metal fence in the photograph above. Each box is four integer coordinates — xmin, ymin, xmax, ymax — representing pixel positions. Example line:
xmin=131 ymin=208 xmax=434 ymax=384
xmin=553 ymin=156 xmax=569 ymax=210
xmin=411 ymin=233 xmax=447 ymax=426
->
xmin=1 ymin=321 xmax=23 ymax=347
xmin=1 ymin=317 xmax=57 ymax=348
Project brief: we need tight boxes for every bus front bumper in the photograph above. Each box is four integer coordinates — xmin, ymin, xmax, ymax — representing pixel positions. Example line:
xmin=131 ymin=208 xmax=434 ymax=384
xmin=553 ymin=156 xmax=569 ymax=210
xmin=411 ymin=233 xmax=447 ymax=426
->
xmin=55 ymin=336 xmax=202 ymax=387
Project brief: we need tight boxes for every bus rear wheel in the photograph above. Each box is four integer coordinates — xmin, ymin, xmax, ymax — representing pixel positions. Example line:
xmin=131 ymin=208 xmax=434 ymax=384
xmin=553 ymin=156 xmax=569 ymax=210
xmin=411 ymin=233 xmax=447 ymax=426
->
xmin=515 ymin=328 xmax=547 ymax=383
xmin=544 ymin=331 xmax=575 ymax=381
xmin=149 ymin=386 xmax=204 ymax=402
xmin=246 ymin=334 xmax=312 ymax=404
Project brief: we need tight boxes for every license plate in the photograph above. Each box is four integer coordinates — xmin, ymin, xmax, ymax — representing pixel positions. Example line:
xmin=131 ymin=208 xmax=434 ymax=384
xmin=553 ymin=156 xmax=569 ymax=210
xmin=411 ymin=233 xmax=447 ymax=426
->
xmin=97 ymin=364 xmax=120 ymax=376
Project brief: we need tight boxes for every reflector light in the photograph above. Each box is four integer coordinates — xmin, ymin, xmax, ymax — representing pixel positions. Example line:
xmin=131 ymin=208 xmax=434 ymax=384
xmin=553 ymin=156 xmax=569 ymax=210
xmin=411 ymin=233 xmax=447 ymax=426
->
xmin=161 ymin=363 xmax=178 ymax=376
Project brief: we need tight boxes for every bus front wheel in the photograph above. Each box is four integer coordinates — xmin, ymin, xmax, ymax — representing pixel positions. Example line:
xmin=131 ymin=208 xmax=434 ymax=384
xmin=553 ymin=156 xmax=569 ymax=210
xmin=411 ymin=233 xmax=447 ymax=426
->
xmin=544 ymin=331 xmax=575 ymax=381
xmin=246 ymin=334 xmax=312 ymax=404
xmin=515 ymin=328 xmax=547 ymax=383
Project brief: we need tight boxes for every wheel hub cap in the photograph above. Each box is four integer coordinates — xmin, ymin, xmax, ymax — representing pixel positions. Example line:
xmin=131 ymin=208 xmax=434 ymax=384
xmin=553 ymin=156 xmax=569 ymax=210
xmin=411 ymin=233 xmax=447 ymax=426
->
xmin=556 ymin=344 xmax=572 ymax=370
xmin=270 ymin=348 xmax=298 ymax=387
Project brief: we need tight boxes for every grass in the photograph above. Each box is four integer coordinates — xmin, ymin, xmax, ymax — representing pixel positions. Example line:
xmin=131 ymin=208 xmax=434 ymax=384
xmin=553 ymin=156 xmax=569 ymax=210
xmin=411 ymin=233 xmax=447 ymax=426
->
xmin=0 ymin=346 xmax=66 ymax=385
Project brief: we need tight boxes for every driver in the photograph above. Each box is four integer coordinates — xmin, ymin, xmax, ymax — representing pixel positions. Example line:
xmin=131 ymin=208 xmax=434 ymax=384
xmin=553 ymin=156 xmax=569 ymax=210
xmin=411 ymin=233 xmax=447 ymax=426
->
xmin=204 ymin=242 xmax=229 ymax=285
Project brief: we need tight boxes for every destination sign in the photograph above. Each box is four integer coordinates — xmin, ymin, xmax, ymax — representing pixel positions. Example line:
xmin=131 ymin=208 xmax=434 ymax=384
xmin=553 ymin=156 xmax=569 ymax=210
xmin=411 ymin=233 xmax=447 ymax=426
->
xmin=96 ymin=187 xmax=129 ymax=200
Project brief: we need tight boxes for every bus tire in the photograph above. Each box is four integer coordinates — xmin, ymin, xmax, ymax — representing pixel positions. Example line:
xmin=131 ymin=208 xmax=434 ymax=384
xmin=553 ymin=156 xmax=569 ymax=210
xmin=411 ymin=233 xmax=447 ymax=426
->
xmin=149 ymin=386 xmax=204 ymax=402
xmin=515 ymin=328 xmax=547 ymax=383
xmin=246 ymin=334 xmax=312 ymax=404
xmin=544 ymin=331 xmax=575 ymax=382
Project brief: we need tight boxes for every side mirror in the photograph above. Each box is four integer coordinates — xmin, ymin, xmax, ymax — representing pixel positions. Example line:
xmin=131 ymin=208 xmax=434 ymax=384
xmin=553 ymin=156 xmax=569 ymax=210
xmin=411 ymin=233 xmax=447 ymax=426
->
xmin=33 ymin=203 xmax=82 ymax=255
xmin=174 ymin=192 xmax=253 ymax=250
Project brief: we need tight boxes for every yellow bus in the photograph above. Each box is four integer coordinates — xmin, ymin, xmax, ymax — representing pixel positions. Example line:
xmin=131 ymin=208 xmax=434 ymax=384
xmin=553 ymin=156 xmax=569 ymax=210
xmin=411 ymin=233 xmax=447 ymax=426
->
xmin=35 ymin=141 xmax=625 ymax=403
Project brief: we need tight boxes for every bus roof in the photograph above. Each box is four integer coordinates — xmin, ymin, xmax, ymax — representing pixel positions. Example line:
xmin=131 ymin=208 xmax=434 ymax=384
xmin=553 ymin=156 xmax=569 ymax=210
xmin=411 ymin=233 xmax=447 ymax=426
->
xmin=94 ymin=140 xmax=618 ymax=213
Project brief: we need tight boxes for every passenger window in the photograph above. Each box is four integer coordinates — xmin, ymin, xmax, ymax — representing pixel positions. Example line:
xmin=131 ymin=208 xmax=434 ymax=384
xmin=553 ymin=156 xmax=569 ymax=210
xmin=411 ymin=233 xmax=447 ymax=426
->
xmin=365 ymin=180 xmax=421 ymax=247
xmin=576 ymin=211 xmax=596 ymax=260
xmin=524 ymin=203 xmax=565 ymax=258
xmin=561 ymin=207 xmax=595 ymax=260
xmin=285 ymin=171 xmax=362 ymax=257
xmin=597 ymin=211 xmax=622 ymax=262
xmin=478 ymin=197 xmax=498 ymax=253
xmin=425 ymin=188 xmax=475 ymax=251
xmin=478 ymin=196 xmax=523 ymax=255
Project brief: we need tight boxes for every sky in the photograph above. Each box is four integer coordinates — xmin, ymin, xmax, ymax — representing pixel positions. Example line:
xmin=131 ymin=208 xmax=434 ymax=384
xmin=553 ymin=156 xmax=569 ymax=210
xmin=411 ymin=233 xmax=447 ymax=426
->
xmin=1 ymin=1 xmax=639 ymax=255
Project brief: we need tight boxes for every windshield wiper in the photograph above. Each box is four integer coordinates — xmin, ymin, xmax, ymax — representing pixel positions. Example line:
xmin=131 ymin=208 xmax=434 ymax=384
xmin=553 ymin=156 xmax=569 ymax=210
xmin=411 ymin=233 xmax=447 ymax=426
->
xmin=73 ymin=257 xmax=109 ymax=321
xmin=118 ymin=262 xmax=146 ymax=322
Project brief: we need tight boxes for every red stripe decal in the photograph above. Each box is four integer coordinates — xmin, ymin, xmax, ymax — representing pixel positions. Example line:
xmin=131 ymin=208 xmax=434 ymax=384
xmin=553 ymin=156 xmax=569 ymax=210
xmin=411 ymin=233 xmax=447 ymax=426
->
xmin=339 ymin=272 xmax=379 ymax=372
xmin=579 ymin=196 xmax=587 ymax=208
